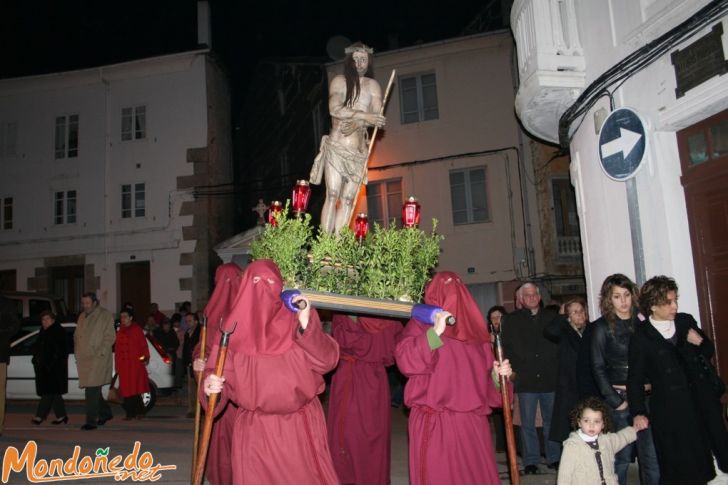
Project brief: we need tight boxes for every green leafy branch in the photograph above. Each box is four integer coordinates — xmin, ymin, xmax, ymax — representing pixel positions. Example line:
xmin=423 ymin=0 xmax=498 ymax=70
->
xmin=249 ymin=204 xmax=443 ymax=301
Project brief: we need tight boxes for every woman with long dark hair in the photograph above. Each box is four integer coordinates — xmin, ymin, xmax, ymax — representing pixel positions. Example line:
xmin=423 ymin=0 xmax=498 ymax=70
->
xmin=591 ymin=274 xmax=659 ymax=485
xmin=31 ymin=311 xmax=68 ymax=424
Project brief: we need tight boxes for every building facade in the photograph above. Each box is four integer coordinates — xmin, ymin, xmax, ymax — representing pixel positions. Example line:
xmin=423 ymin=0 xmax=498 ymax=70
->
xmin=331 ymin=32 xmax=585 ymax=310
xmin=0 ymin=50 xmax=234 ymax=316
xmin=512 ymin=0 xmax=728 ymax=376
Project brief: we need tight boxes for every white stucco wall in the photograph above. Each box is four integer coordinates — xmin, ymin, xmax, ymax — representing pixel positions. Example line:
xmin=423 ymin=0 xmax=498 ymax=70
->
xmin=0 ymin=51 xmax=210 ymax=313
xmin=562 ymin=2 xmax=725 ymax=318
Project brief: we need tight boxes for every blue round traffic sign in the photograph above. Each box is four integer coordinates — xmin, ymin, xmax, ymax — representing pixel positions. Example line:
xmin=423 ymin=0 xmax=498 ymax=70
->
xmin=597 ymin=108 xmax=647 ymax=181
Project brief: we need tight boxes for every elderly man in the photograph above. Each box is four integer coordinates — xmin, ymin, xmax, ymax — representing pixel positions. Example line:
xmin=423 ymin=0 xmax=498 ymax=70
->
xmin=75 ymin=292 xmax=116 ymax=430
xmin=310 ymin=41 xmax=386 ymax=234
xmin=0 ymin=294 xmax=20 ymax=436
xmin=502 ymin=283 xmax=561 ymax=474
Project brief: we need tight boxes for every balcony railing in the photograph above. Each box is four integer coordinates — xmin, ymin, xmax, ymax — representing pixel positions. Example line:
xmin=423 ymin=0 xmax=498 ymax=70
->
xmin=557 ymin=235 xmax=582 ymax=258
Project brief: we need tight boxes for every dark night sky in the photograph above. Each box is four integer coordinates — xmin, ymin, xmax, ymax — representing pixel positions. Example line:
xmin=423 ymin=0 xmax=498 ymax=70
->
xmin=2 ymin=0 xmax=507 ymax=100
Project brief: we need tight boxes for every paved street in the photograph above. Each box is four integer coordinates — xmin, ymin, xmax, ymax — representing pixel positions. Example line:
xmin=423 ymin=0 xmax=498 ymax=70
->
xmin=1 ymin=393 xmax=637 ymax=485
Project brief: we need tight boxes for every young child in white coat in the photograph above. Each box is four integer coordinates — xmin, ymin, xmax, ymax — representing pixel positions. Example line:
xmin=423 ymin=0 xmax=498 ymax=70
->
xmin=558 ymin=397 xmax=646 ymax=485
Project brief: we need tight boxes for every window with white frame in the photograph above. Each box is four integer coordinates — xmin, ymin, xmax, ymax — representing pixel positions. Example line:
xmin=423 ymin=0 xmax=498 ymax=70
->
xmin=54 ymin=190 xmax=77 ymax=225
xmin=449 ymin=167 xmax=489 ymax=225
xmin=0 ymin=122 xmax=18 ymax=157
xmin=121 ymin=106 xmax=146 ymax=141
xmin=121 ymin=183 xmax=146 ymax=218
xmin=366 ymin=178 xmax=402 ymax=228
xmin=399 ymin=73 xmax=439 ymax=124
xmin=54 ymin=115 xmax=79 ymax=159
xmin=1 ymin=197 xmax=12 ymax=230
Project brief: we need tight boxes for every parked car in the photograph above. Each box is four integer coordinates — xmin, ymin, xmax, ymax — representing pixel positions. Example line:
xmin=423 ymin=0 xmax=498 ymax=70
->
xmin=6 ymin=323 xmax=174 ymax=412
xmin=1 ymin=291 xmax=74 ymax=333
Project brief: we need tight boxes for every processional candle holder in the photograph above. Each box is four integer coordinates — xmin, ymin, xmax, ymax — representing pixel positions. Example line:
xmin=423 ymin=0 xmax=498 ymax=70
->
xmin=354 ymin=213 xmax=369 ymax=242
xmin=291 ymin=180 xmax=311 ymax=216
xmin=268 ymin=200 xmax=283 ymax=226
xmin=402 ymin=196 xmax=421 ymax=228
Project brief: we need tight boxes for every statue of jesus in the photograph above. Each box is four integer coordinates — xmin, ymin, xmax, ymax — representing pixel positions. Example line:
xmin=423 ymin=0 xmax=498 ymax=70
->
xmin=310 ymin=42 xmax=386 ymax=234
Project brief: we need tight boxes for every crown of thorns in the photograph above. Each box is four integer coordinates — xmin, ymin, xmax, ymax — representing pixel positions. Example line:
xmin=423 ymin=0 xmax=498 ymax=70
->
xmin=345 ymin=44 xmax=374 ymax=54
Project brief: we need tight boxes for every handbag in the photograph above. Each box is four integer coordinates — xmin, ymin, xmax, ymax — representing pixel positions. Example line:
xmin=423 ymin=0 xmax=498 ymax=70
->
xmin=107 ymin=374 xmax=122 ymax=404
xmin=697 ymin=353 xmax=726 ymax=398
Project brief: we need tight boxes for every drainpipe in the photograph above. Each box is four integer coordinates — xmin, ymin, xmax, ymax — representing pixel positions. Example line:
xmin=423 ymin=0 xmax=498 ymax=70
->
xmin=101 ymin=71 xmax=111 ymax=272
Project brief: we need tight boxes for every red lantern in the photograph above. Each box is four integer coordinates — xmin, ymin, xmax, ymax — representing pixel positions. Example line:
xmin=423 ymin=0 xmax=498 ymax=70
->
xmin=268 ymin=200 xmax=283 ymax=226
xmin=402 ymin=196 xmax=421 ymax=228
xmin=354 ymin=213 xmax=369 ymax=241
xmin=292 ymin=180 xmax=311 ymax=216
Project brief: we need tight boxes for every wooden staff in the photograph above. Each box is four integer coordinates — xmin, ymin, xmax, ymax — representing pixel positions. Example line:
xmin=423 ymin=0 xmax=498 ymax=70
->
xmin=190 ymin=315 xmax=207 ymax=481
xmin=366 ymin=68 xmax=396 ymax=160
xmin=192 ymin=320 xmax=236 ymax=485
xmin=348 ymin=69 xmax=397 ymax=226
xmin=494 ymin=332 xmax=520 ymax=485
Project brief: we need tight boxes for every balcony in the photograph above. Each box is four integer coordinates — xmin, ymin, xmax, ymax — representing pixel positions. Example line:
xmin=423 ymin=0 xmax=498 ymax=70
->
xmin=557 ymin=235 xmax=582 ymax=259
xmin=511 ymin=0 xmax=586 ymax=143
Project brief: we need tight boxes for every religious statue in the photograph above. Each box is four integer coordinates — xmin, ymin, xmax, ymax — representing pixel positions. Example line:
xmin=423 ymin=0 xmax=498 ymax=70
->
xmin=252 ymin=198 xmax=269 ymax=226
xmin=310 ymin=42 xmax=386 ymax=234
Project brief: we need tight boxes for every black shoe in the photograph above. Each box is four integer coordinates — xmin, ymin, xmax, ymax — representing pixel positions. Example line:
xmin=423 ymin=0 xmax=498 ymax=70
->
xmin=547 ymin=461 xmax=560 ymax=470
xmin=81 ymin=424 xmax=97 ymax=431
xmin=524 ymin=465 xmax=539 ymax=475
xmin=51 ymin=416 xmax=68 ymax=425
xmin=97 ymin=416 xmax=113 ymax=426
xmin=31 ymin=417 xmax=44 ymax=425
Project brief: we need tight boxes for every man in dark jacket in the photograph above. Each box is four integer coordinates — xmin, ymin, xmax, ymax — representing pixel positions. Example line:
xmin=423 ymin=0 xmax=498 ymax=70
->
xmin=502 ymin=283 xmax=560 ymax=474
xmin=0 ymin=294 xmax=21 ymax=436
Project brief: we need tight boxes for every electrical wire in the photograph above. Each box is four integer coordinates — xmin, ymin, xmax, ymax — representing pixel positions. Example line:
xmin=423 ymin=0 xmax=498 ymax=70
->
xmin=558 ymin=0 xmax=728 ymax=150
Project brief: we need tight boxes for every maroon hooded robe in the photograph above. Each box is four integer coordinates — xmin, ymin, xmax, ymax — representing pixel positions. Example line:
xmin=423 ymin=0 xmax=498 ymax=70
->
xmin=200 ymin=260 xmax=340 ymax=485
xmin=327 ymin=314 xmax=402 ymax=484
xmin=196 ymin=262 xmax=242 ymax=485
xmin=395 ymin=271 xmax=510 ymax=485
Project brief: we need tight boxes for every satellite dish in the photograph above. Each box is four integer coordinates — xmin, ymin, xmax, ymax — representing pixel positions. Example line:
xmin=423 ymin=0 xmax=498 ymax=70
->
xmin=326 ymin=35 xmax=351 ymax=61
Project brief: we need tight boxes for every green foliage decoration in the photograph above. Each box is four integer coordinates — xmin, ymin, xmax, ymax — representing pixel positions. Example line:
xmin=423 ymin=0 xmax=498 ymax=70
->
xmin=249 ymin=203 xmax=443 ymax=302
xmin=249 ymin=203 xmax=312 ymax=287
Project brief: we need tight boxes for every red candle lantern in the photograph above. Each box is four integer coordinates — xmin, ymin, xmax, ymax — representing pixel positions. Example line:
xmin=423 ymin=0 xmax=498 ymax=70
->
xmin=292 ymin=180 xmax=311 ymax=216
xmin=402 ymin=196 xmax=421 ymax=228
xmin=354 ymin=213 xmax=369 ymax=241
xmin=268 ymin=200 xmax=283 ymax=226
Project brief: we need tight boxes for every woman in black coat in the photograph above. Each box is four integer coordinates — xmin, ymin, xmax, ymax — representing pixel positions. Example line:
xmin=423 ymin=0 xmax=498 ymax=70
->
xmin=628 ymin=275 xmax=728 ymax=485
xmin=543 ymin=298 xmax=591 ymax=443
xmin=31 ymin=311 xmax=69 ymax=424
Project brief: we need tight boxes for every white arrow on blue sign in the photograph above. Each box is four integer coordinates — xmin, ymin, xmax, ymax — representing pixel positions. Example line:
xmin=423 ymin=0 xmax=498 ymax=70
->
xmin=597 ymin=108 xmax=647 ymax=181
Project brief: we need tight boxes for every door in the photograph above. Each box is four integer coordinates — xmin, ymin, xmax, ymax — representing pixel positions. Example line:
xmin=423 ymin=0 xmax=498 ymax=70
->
xmin=50 ymin=265 xmax=84 ymax=315
xmin=678 ymin=110 xmax=728 ymax=382
xmin=0 ymin=269 xmax=16 ymax=291
xmin=119 ymin=261 xmax=151 ymax=320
